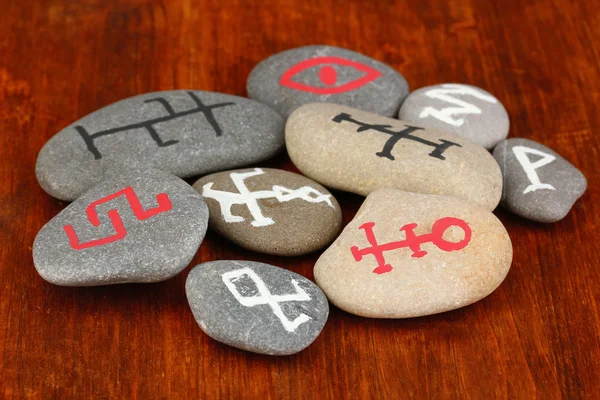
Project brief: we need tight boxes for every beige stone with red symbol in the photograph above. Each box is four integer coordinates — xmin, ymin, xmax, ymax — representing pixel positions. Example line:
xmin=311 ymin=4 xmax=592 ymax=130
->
xmin=314 ymin=188 xmax=513 ymax=318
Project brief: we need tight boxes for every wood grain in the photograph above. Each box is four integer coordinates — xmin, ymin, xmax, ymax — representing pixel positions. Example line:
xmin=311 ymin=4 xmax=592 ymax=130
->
xmin=1 ymin=0 xmax=599 ymax=398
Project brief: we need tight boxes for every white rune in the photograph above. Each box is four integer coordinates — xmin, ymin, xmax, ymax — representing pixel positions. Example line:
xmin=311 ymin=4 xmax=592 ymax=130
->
xmin=222 ymin=267 xmax=312 ymax=333
xmin=512 ymin=145 xmax=556 ymax=194
xmin=419 ymin=84 xmax=498 ymax=127
xmin=202 ymin=168 xmax=334 ymax=227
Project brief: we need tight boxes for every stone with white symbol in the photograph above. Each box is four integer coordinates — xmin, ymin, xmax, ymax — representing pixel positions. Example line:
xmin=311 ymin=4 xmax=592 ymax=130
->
xmin=315 ymin=189 xmax=513 ymax=318
xmin=286 ymin=103 xmax=503 ymax=211
xmin=247 ymin=45 xmax=409 ymax=118
xmin=32 ymin=168 xmax=208 ymax=286
xmin=36 ymin=90 xmax=285 ymax=201
xmin=492 ymin=138 xmax=587 ymax=222
xmin=193 ymin=168 xmax=342 ymax=256
xmin=186 ymin=260 xmax=329 ymax=355
xmin=398 ymin=83 xmax=509 ymax=149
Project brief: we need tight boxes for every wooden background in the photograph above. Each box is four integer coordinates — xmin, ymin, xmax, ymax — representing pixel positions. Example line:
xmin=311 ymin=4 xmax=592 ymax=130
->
xmin=1 ymin=0 xmax=598 ymax=398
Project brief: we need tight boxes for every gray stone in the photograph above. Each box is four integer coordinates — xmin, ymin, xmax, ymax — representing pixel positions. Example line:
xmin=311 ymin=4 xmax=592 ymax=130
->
xmin=193 ymin=168 xmax=342 ymax=256
xmin=492 ymin=138 xmax=587 ymax=222
xmin=398 ymin=83 xmax=509 ymax=149
xmin=286 ymin=103 xmax=503 ymax=211
xmin=315 ymin=189 xmax=513 ymax=318
xmin=247 ymin=45 xmax=409 ymax=118
xmin=33 ymin=168 xmax=208 ymax=286
xmin=36 ymin=90 xmax=285 ymax=201
xmin=186 ymin=260 xmax=329 ymax=355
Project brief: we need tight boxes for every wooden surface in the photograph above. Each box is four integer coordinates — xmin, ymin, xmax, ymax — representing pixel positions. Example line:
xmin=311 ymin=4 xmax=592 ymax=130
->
xmin=1 ymin=0 xmax=599 ymax=398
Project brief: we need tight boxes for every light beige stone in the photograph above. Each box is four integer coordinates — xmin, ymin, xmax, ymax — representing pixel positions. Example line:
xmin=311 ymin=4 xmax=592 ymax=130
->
xmin=314 ymin=189 xmax=512 ymax=318
xmin=286 ymin=103 xmax=503 ymax=211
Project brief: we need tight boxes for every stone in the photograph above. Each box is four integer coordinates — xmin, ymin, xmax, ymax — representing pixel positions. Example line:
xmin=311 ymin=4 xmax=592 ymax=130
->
xmin=247 ymin=45 xmax=409 ymax=118
xmin=286 ymin=103 xmax=503 ymax=211
xmin=186 ymin=260 xmax=329 ymax=355
xmin=492 ymin=138 xmax=587 ymax=222
xmin=32 ymin=168 xmax=208 ymax=286
xmin=314 ymin=189 xmax=513 ymax=318
xmin=193 ymin=168 xmax=342 ymax=256
xmin=36 ymin=90 xmax=285 ymax=201
xmin=398 ymin=83 xmax=509 ymax=150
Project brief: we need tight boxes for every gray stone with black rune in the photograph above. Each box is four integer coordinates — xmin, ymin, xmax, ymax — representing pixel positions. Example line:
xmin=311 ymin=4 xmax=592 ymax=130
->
xmin=398 ymin=83 xmax=509 ymax=149
xmin=493 ymin=138 xmax=587 ymax=222
xmin=247 ymin=45 xmax=409 ymax=118
xmin=32 ymin=168 xmax=208 ymax=286
xmin=36 ymin=90 xmax=285 ymax=201
xmin=186 ymin=260 xmax=329 ymax=355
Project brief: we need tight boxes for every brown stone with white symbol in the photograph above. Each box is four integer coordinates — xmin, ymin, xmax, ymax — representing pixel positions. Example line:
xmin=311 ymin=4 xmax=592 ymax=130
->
xmin=314 ymin=188 xmax=513 ymax=318
xmin=193 ymin=168 xmax=342 ymax=256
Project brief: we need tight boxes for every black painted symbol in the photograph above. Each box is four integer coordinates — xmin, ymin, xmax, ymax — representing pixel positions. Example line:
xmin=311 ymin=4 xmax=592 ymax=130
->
xmin=76 ymin=92 xmax=235 ymax=160
xmin=332 ymin=112 xmax=462 ymax=161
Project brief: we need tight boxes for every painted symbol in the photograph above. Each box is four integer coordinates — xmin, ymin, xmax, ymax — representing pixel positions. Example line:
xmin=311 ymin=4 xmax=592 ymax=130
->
xmin=351 ymin=217 xmax=472 ymax=274
xmin=418 ymin=84 xmax=498 ymax=127
xmin=222 ymin=267 xmax=311 ymax=333
xmin=332 ymin=112 xmax=461 ymax=160
xmin=202 ymin=168 xmax=334 ymax=227
xmin=63 ymin=187 xmax=172 ymax=250
xmin=512 ymin=145 xmax=556 ymax=194
xmin=280 ymin=56 xmax=382 ymax=95
xmin=76 ymin=91 xmax=235 ymax=160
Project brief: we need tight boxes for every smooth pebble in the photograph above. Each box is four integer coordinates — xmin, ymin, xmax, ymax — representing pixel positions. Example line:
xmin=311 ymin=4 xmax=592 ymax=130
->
xmin=33 ymin=168 xmax=208 ymax=286
xmin=492 ymin=138 xmax=587 ymax=222
xmin=247 ymin=45 xmax=409 ymax=118
xmin=286 ymin=103 xmax=503 ymax=210
xmin=398 ymin=83 xmax=509 ymax=149
xmin=36 ymin=90 xmax=285 ymax=200
xmin=315 ymin=189 xmax=513 ymax=318
xmin=193 ymin=168 xmax=342 ymax=256
xmin=186 ymin=260 xmax=329 ymax=355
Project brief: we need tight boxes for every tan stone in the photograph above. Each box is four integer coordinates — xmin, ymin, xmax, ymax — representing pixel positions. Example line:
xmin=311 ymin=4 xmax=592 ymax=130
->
xmin=314 ymin=189 xmax=512 ymax=318
xmin=193 ymin=168 xmax=342 ymax=256
xmin=286 ymin=103 xmax=503 ymax=210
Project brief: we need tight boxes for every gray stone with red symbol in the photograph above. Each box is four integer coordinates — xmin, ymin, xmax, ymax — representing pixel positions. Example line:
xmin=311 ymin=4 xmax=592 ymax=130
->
xmin=33 ymin=168 xmax=208 ymax=286
xmin=247 ymin=45 xmax=409 ymax=118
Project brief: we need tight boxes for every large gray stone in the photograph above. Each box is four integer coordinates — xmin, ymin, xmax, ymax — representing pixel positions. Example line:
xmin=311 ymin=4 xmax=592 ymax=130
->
xmin=36 ymin=90 xmax=285 ymax=200
xmin=398 ymin=83 xmax=509 ymax=150
xmin=492 ymin=138 xmax=587 ymax=222
xmin=33 ymin=168 xmax=208 ymax=286
xmin=247 ymin=45 xmax=409 ymax=118
xmin=186 ymin=260 xmax=329 ymax=355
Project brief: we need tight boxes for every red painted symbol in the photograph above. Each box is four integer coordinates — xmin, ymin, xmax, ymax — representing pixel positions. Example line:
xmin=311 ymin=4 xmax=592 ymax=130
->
xmin=63 ymin=186 xmax=172 ymax=250
xmin=279 ymin=56 xmax=383 ymax=95
xmin=350 ymin=217 xmax=472 ymax=274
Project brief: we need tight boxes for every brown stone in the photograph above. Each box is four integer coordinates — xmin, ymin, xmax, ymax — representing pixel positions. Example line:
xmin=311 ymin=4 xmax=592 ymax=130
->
xmin=314 ymin=189 xmax=513 ymax=318
xmin=193 ymin=168 xmax=342 ymax=256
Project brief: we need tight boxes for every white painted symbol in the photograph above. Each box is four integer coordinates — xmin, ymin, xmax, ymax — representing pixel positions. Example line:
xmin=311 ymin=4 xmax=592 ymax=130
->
xmin=202 ymin=168 xmax=334 ymax=227
xmin=222 ymin=267 xmax=312 ymax=333
xmin=512 ymin=145 xmax=556 ymax=194
xmin=418 ymin=84 xmax=498 ymax=127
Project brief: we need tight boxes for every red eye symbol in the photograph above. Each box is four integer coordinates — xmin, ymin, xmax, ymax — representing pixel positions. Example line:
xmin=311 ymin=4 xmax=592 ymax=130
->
xmin=279 ymin=56 xmax=383 ymax=95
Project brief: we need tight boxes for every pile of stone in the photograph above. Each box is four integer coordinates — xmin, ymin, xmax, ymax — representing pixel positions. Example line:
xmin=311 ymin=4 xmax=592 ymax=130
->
xmin=32 ymin=45 xmax=586 ymax=355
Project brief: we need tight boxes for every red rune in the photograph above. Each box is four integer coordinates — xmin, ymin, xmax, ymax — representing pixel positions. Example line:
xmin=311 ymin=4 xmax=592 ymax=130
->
xmin=350 ymin=217 xmax=472 ymax=274
xmin=63 ymin=186 xmax=172 ymax=250
xmin=279 ymin=56 xmax=382 ymax=95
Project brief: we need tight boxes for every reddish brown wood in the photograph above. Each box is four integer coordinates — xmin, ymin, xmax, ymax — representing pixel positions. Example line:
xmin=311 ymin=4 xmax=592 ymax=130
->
xmin=1 ymin=0 xmax=599 ymax=398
